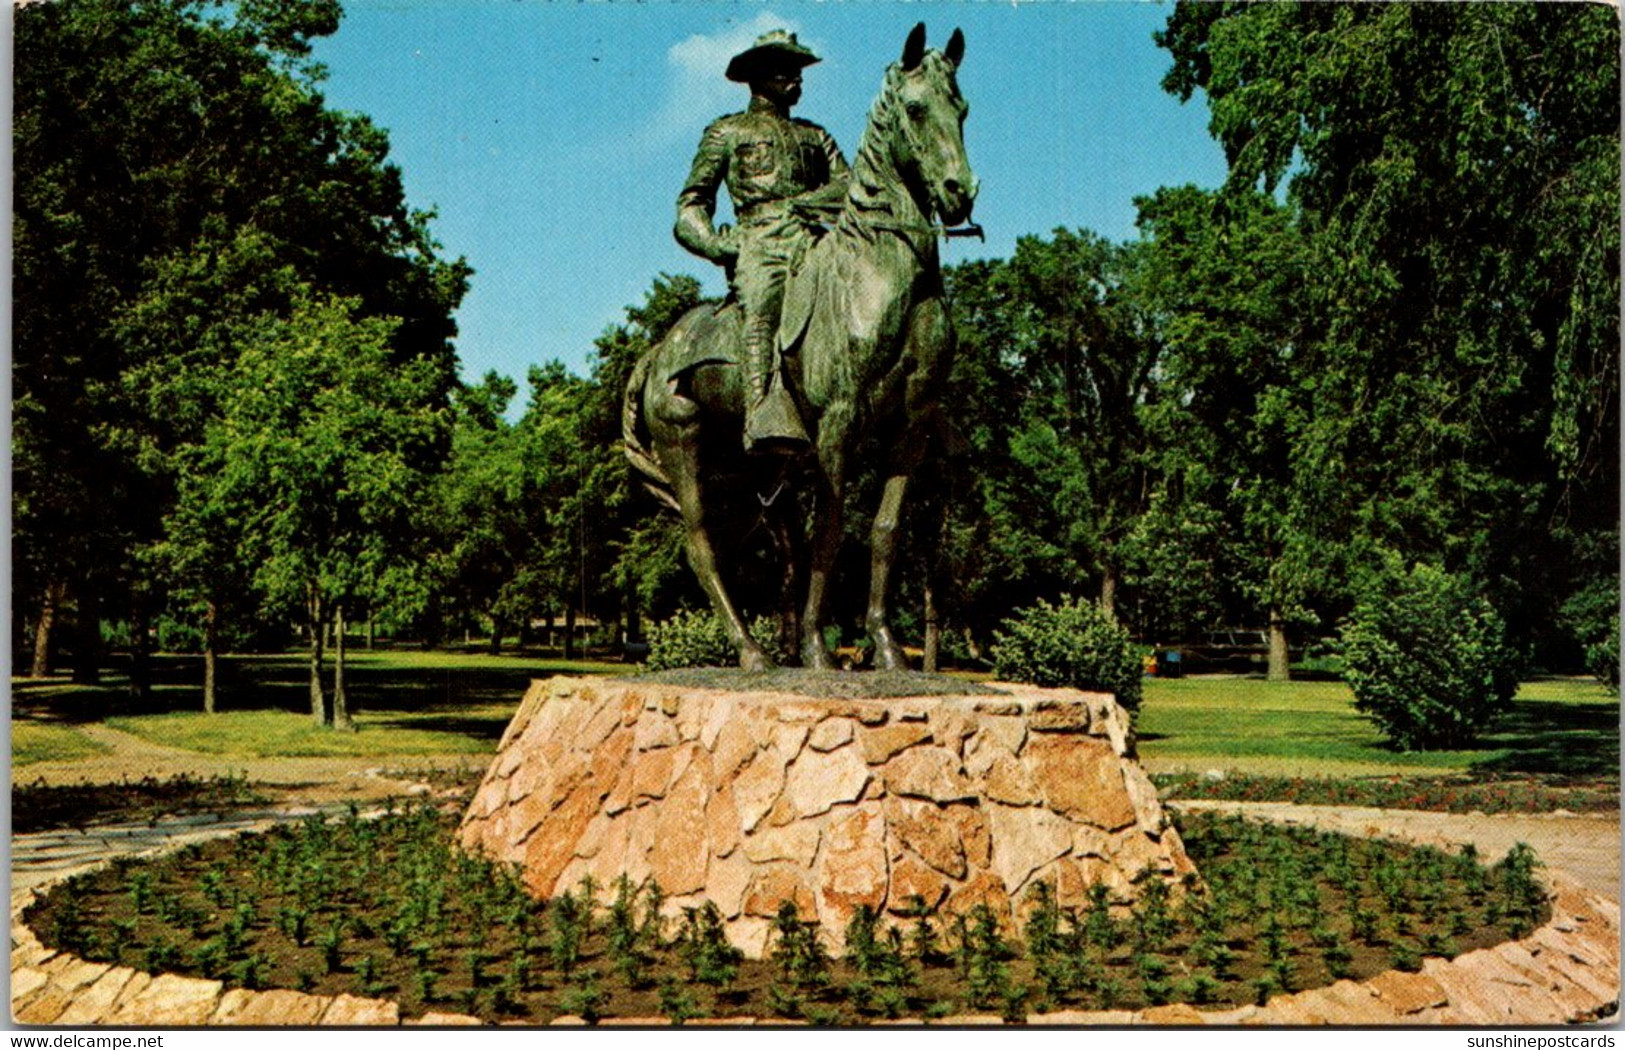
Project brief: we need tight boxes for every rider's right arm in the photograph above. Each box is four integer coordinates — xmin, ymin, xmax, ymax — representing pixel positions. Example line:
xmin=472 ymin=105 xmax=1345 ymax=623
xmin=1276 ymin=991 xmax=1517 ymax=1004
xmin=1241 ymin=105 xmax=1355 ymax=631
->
xmin=675 ymin=120 xmax=739 ymax=265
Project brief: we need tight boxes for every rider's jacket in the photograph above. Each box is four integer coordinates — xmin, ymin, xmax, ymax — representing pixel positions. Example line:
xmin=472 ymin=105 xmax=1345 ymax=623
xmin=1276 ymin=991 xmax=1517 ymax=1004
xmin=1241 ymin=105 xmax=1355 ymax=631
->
xmin=675 ymin=97 xmax=850 ymax=264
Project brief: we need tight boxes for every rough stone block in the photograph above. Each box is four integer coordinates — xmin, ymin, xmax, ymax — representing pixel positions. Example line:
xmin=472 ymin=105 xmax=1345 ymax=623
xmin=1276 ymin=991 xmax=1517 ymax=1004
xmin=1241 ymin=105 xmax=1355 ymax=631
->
xmin=460 ymin=676 xmax=1191 ymax=955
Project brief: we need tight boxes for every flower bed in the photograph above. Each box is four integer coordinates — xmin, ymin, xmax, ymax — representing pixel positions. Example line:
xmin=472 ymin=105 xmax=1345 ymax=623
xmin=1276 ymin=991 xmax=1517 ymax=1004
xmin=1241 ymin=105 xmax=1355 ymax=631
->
xmin=1156 ymin=772 xmax=1619 ymax=815
xmin=22 ymin=805 xmax=1550 ymax=1024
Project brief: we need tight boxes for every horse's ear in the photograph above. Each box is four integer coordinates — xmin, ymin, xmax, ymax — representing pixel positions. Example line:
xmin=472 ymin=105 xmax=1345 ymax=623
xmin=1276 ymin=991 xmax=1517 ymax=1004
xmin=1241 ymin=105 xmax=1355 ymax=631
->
xmin=901 ymin=23 xmax=927 ymax=71
xmin=944 ymin=28 xmax=965 ymax=69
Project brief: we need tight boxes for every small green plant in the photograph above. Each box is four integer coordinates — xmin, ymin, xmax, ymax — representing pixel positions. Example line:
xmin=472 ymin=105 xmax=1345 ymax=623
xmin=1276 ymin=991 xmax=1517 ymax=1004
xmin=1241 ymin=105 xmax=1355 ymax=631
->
xmin=233 ymin=953 xmax=267 ymax=991
xmin=676 ymin=902 xmax=742 ymax=988
xmin=658 ymin=976 xmax=699 ymax=1025
xmin=1493 ymin=842 xmax=1546 ymax=938
xmin=1340 ymin=562 xmax=1520 ymax=750
xmin=1132 ymin=876 xmax=1176 ymax=952
xmin=549 ymin=893 xmax=586 ymax=975
xmin=559 ymin=975 xmax=611 ymax=1027
xmin=645 ymin=610 xmax=784 ymax=670
xmin=902 ymin=896 xmax=943 ymax=964
xmin=1082 ymin=883 xmax=1122 ymax=950
xmin=1322 ymin=941 xmax=1355 ymax=979
xmin=990 ymin=596 xmax=1143 ymax=709
xmin=319 ymin=919 xmax=346 ymax=974
xmin=957 ymin=904 xmax=1016 ymax=1011
xmin=770 ymin=901 xmax=831 ymax=991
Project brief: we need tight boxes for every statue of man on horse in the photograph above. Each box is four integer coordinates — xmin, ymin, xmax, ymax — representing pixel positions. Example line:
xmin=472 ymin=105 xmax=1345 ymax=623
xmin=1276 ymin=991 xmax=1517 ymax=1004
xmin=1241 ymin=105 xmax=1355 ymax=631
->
xmin=626 ymin=23 xmax=976 ymax=671
xmin=675 ymin=29 xmax=850 ymax=455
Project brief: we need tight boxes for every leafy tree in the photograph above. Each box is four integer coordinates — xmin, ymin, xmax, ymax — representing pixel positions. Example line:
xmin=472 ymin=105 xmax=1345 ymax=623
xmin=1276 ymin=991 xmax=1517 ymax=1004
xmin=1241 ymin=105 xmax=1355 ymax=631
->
xmin=13 ymin=0 xmax=467 ymax=687
xmin=939 ymin=241 xmax=1159 ymax=657
xmin=998 ymin=230 xmax=1161 ymax=618
xmin=428 ymin=372 xmax=533 ymax=650
xmin=1157 ymin=1 xmax=1619 ymax=666
xmin=1130 ymin=185 xmax=1310 ymax=677
xmin=209 ymin=294 xmax=448 ymax=727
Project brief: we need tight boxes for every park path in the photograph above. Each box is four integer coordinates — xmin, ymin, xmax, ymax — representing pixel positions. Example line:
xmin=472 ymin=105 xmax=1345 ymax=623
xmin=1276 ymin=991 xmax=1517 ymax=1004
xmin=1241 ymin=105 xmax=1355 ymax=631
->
xmin=1170 ymin=799 xmax=1621 ymax=900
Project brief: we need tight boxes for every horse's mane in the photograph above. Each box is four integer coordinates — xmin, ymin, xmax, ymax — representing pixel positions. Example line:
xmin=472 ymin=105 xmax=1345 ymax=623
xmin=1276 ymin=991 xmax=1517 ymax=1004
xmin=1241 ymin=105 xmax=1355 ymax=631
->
xmin=846 ymin=51 xmax=960 ymax=219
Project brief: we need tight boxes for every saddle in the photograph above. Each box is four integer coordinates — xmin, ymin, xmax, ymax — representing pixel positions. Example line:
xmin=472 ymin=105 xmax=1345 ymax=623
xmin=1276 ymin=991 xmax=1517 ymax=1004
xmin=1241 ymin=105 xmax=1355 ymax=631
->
xmin=657 ymin=232 xmax=840 ymax=387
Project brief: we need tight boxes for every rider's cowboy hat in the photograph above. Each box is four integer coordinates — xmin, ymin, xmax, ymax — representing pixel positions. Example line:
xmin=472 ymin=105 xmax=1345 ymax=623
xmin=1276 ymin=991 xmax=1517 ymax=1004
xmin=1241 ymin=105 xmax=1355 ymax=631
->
xmin=726 ymin=29 xmax=821 ymax=83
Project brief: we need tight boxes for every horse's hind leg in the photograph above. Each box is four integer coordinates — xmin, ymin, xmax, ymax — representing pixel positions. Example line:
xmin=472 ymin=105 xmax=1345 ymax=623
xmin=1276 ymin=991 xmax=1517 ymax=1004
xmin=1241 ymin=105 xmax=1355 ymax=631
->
xmin=765 ymin=496 xmax=806 ymax=665
xmin=665 ymin=431 xmax=775 ymax=671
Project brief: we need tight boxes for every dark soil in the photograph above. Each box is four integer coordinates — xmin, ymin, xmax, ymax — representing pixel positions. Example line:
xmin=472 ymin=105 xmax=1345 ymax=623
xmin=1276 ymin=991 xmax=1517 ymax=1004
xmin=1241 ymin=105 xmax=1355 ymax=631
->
xmin=13 ymin=774 xmax=271 ymax=834
xmin=26 ymin=807 xmax=1550 ymax=1025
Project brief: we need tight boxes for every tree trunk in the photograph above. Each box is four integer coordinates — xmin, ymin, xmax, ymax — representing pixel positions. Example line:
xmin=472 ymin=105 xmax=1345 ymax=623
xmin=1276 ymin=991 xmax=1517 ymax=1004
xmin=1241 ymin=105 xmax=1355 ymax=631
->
xmin=625 ymin=595 xmax=641 ymax=646
xmin=366 ymin=615 xmax=375 ymax=650
xmin=961 ymin=626 xmax=984 ymax=663
xmin=30 ymin=580 xmax=63 ymax=678
xmin=308 ymin=588 xmax=327 ymax=725
xmin=517 ymin=616 xmax=531 ymax=649
xmin=203 ymin=600 xmax=219 ymax=715
xmin=129 ymin=597 xmax=152 ymax=702
xmin=488 ymin=615 xmax=503 ymax=656
xmin=70 ymin=587 xmax=100 ymax=685
xmin=564 ymin=606 xmax=578 ymax=660
xmin=1267 ymin=605 xmax=1291 ymax=682
xmin=922 ymin=578 xmax=941 ymax=673
xmin=1100 ymin=566 xmax=1119 ymax=620
xmin=332 ymin=603 xmax=354 ymax=731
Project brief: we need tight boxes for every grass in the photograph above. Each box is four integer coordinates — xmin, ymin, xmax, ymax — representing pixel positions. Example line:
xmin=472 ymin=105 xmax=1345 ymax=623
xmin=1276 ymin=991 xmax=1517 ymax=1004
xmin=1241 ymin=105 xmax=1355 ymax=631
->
xmin=13 ymin=723 xmax=110 ymax=766
xmin=14 ymin=650 xmax=1618 ymax=785
xmin=1136 ymin=676 xmax=1619 ymax=779
xmin=14 ymin=648 xmax=629 ymax=761
xmin=103 ymin=710 xmax=500 ymax=758
xmin=26 ymin=806 xmax=1548 ymax=1024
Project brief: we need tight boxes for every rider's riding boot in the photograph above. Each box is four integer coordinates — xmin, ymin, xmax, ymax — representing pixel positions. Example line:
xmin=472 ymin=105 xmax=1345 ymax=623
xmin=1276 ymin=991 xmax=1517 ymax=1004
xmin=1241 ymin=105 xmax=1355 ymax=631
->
xmin=743 ymin=327 xmax=809 ymax=455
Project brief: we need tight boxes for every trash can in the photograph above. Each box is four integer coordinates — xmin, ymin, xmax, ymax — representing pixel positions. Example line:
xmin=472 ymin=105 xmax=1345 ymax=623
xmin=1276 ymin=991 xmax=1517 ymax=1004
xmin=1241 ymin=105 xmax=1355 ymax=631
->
xmin=1160 ymin=649 xmax=1184 ymax=679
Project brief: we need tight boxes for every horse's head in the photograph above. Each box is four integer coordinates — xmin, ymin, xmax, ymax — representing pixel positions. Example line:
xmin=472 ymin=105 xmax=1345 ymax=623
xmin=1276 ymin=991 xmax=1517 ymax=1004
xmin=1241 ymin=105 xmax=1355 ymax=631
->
xmin=883 ymin=23 xmax=976 ymax=227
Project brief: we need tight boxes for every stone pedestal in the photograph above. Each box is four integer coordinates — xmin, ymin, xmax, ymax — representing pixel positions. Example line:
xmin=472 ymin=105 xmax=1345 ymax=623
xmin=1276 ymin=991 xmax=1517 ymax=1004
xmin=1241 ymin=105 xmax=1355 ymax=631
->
xmin=460 ymin=675 xmax=1195 ymax=956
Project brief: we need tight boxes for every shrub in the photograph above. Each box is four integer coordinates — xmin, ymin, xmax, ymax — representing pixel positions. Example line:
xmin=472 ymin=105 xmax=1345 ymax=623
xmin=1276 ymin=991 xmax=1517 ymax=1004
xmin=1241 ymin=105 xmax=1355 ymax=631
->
xmin=1557 ymin=579 xmax=1619 ymax=689
xmin=1585 ymin=617 xmax=1619 ymax=691
xmin=1340 ymin=563 xmax=1519 ymax=750
xmin=645 ymin=610 xmax=784 ymax=670
xmin=989 ymin=596 xmax=1142 ymax=709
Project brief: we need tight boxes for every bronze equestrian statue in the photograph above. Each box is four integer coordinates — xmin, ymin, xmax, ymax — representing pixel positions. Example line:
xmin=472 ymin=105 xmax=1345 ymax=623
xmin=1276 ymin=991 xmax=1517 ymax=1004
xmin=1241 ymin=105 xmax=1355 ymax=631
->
xmin=624 ymin=23 xmax=976 ymax=671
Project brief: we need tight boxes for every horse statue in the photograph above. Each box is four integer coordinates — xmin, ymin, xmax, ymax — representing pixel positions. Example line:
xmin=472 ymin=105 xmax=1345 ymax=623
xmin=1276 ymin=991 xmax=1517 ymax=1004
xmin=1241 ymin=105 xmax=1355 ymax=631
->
xmin=624 ymin=23 xmax=976 ymax=671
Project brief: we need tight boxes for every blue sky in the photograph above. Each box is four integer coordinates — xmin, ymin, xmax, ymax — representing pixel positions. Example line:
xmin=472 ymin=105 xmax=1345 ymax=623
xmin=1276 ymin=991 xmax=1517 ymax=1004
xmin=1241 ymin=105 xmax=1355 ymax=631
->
xmin=310 ymin=1 xmax=1228 ymax=390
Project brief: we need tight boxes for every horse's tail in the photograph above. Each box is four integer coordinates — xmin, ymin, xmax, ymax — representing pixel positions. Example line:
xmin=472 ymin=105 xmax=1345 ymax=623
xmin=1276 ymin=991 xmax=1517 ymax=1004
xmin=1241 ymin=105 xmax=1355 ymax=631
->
xmin=622 ymin=351 xmax=682 ymax=513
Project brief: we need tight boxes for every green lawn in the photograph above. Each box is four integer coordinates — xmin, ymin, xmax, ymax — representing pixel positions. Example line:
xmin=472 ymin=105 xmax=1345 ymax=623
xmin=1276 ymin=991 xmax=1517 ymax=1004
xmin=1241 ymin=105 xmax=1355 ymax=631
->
xmin=13 ymin=723 xmax=110 ymax=766
xmin=13 ymin=650 xmax=1617 ymax=779
xmin=1137 ymin=676 xmax=1619 ymax=778
xmin=103 ymin=708 xmax=503 ymax=758
xmin=14 ymin=649 xmax=627 ymax=761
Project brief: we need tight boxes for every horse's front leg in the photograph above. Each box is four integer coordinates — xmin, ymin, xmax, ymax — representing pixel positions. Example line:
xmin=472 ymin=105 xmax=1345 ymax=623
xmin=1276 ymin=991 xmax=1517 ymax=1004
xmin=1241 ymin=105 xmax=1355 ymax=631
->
xmin=868 ymin=298 xmax=951 ymax=672
xmin=866 ymin=472 xmax=912 ymax=671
